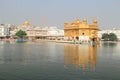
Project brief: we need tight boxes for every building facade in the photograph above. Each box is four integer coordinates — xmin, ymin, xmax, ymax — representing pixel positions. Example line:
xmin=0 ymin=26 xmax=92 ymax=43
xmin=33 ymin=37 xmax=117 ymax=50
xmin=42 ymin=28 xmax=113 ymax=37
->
xmin=64 ymin=18 xmax=99 ymax=42
xmin=12 ymin=21 xmax=64 ymax=40
xmin=0 ymin=24 xmax=10 ymax=39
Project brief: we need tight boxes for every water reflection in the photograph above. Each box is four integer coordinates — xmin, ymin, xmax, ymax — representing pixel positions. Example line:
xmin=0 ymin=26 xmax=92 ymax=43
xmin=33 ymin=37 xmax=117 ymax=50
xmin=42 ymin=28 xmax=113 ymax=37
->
xmin=64 ymin=44 xmax=98 ymax=71
xmin=0 ymin=43 xmax=40 ymax=65
xmin=102 ymin=41 xmax=117 ymax=48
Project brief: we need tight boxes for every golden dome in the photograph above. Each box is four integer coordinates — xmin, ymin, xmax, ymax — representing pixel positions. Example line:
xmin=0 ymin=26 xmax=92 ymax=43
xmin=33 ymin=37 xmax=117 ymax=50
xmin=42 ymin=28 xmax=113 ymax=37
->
xmin=92 ymin=18 xmax=97 ymax=23
xmin=71 ymin=21 xmax=76 ymax=25
xmin=24 ymin=21 xmax=30 ymax=26
xmin=83 ymin=18 xmax=87 ymax=22
xmin=76 ymin=19 xmax=80 ymax=24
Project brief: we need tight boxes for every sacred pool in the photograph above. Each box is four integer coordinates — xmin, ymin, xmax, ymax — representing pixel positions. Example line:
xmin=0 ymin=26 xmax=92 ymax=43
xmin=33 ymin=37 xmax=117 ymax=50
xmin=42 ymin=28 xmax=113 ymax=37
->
xmin=0 ymin=41 xmax=120 ymax=80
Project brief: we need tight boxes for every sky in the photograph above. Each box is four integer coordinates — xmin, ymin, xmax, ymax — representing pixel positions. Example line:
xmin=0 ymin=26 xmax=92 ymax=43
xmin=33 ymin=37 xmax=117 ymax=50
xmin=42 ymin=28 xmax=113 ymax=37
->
xmin=0 ymin=0 xmax=120 ymax=29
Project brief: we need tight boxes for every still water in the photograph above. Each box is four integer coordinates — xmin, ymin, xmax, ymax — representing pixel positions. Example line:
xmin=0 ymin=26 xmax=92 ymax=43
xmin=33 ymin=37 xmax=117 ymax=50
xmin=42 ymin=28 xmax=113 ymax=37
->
xmin=0 ymin=41 xmax=120 ymax=80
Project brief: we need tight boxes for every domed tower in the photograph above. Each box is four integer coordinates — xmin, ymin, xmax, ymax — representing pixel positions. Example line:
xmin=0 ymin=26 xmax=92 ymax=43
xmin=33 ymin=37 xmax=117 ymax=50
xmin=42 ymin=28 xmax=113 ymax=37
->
xmin=92 ymin=18 xmax=97 ymax=26
xmin=76 ymin=19 xmax=81 ymax=24
xmin=23 ymin=21 xmax=30 ymax=26
xmin=83 ymin=18 xmax=87 ymax=24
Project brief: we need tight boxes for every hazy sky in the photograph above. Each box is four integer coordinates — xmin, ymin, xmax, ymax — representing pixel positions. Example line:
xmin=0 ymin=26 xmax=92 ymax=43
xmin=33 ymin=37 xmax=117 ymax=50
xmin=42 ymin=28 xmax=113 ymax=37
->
xmin=0 ymin=0 xmax=120 ymax=29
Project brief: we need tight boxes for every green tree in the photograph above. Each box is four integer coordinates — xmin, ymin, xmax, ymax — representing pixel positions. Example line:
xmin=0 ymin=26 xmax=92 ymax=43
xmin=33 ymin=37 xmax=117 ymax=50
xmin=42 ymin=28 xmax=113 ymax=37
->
xmin=15 ymin=29 xmax=27 ymax=38
xmin=102 ymin=33 xmax=118 ymax=41
xmin=109 ymin=33 xmax=118 ymax=41
xmin=102 ymin=33 xmax=109 ymax=41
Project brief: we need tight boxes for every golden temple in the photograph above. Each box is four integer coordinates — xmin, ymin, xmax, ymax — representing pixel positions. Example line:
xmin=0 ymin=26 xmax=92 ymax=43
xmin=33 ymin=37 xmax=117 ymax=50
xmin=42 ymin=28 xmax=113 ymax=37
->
xmin=64 ymin=18 xmax=99 ymax=41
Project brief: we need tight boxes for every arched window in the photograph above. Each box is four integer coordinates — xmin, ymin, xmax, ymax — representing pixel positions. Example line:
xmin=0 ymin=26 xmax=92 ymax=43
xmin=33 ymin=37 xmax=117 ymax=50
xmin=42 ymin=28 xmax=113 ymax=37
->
xmin=82 ymin=33 xmax=84 ymax=35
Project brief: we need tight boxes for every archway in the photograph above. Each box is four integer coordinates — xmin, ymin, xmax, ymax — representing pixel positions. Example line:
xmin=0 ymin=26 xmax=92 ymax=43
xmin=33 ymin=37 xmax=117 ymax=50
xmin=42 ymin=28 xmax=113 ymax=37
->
xmin=76 ymin=36 xmax=79 ymax=40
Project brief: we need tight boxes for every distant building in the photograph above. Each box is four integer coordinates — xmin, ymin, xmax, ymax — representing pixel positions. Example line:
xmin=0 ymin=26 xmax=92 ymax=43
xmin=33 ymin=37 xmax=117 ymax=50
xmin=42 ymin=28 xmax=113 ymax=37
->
xmin=47 ymin=27 xmax=61 ymax=36
xmin=15 ymin=21 xmax=64 ymax=40
xmin=0 ymin=24 xmax=10 ymax=39
xmin=64 ymin=18 xmax=99 ymax=42
xmin=9 ymin=24 xmax=17 ymax=37
xmin=47 ymin=27 xmax=64 ymax=40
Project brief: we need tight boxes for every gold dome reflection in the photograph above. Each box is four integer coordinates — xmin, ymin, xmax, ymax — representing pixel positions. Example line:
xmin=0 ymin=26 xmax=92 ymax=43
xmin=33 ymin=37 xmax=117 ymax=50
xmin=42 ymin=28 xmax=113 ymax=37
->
xmin=64 ymin=44 xmax=97 ymax=71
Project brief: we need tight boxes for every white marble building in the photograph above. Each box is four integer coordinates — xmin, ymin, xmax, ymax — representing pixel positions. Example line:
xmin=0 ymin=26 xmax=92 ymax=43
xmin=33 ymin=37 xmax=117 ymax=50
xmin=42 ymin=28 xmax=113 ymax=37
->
xmin=47 ymin=27 xmax=64 ymax=36
xmin=11 ymin=21 xmax=64 ymax=40
xmin=0 ymin=24 xmax=10 ymax=38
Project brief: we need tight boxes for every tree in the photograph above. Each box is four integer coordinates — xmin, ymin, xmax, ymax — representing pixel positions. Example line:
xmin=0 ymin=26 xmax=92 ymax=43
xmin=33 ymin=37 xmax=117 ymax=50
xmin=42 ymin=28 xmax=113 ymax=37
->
xmin=102 ymin=33 xmax=118 ymax=41
xmin=102 ymin=33 xmax=109 ymax=41
xmin=15 ymin=29 xmax=27 ymax=38
xmin=109 ymin=33 xmax=118 ymax=41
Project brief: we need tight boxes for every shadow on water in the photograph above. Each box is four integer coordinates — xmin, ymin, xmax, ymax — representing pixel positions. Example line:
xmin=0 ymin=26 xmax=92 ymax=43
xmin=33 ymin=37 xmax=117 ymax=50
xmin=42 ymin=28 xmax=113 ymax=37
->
xmin=64 ymin=44 xmax=98 ymax=72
